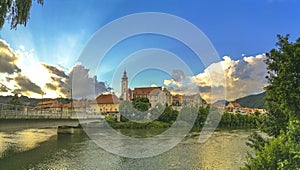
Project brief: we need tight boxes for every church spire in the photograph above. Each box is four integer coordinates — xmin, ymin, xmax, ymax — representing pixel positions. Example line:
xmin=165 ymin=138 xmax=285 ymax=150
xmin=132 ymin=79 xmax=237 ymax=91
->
xmin=121 ymin=69 xmax=128 ymax=100
xmin=122 ymin=69 xmax=128 ymax=79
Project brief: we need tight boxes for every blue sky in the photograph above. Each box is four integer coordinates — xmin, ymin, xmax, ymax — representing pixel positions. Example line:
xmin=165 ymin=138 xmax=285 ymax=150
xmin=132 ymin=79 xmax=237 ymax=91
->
xmin=1 ymin=0 xmax=300 ymax=99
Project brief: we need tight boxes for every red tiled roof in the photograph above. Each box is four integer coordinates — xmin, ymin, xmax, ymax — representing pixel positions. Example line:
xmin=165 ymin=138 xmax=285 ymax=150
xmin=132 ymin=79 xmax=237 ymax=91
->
xmin=96 ymin=94 xmax=120 ymax=104
xmin=231 ymin=102 xmax=241 ymax=107
xmin=36 ymin=100 xmax=56 ymax=106
xmin=133 ymin=87 xmax=162 ymax=95
xmin=52 ymin=103 xmax=64 ymax=108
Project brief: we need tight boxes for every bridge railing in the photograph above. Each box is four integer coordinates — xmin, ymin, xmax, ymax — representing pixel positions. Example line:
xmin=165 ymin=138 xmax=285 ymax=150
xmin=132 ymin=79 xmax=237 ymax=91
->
xmin=0 ymin=103 xmax=107 ymax=120
xmin=0 ymin=103 xmax=81 ymax=119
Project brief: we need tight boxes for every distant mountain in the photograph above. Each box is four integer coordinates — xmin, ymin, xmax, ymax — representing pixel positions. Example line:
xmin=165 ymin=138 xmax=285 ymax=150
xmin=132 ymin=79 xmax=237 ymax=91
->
xmin=234 ymin=91 xmax=266 ymax=108
xmin=213 ymin=100 xmax=229 ymax=105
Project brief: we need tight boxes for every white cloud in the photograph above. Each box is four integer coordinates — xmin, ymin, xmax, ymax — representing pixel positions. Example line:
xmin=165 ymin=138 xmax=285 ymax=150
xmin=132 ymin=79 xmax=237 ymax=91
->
xmin=164 ymin=54 xmax=268 ymax=102
xmin=0 ymin=40 xmax=63 ymax=98
xmin=15 ymin=46 xmax=52 ymax=90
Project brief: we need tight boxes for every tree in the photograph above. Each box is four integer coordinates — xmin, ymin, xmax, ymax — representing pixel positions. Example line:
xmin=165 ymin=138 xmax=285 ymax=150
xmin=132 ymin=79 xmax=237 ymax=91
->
xmin=0 ymin=0 xmax=44 ymax=29
xmin=7 ymin=93 xmax=22 ymax=110
xmin=194 ymin=107 xmax=209 ymax=128
xmin=157 ymin=106 xmax=178 ymax=123
xmin=243 ymin=120 xmax=300 ymax=170
xmin=262 ymin=34 xmax=300 ymax=136
xmin=243 ymin=35 xmax=300 ymax=169
xmin=132 ymin=97 xmax=150 ymax=112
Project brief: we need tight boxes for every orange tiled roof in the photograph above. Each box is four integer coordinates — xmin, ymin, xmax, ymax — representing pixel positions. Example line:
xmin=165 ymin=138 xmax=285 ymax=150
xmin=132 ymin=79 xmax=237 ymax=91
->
xmin=96 ymin=94 xmax=120 ymax=104
xmin=133 ymin=87 xmax=162 ymax=95
xmin=36 ymin=100 xmax=56 ymax=106
xmin=229 ymin=102 xmax=241 ymax=107
xmin=51 ymin=102 xmax=64 ymax=108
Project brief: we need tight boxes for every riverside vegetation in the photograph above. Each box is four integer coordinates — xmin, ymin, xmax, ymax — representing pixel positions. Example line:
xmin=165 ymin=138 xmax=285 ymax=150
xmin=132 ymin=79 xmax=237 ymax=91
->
xmin=242 ymin=35 xmax=300 ymax=169
xmin=105 ymin=104 xmax=260 ymax=131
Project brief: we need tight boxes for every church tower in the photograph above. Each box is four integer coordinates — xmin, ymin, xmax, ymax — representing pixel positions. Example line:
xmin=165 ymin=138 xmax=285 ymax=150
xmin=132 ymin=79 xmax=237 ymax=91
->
xmin=121 ymin=69 xmax=128 ymax=100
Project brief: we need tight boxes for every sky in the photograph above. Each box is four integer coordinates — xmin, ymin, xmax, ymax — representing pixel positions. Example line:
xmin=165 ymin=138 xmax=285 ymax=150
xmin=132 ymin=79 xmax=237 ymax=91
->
xmin=0 ymin=0 xmax=300 ymax=102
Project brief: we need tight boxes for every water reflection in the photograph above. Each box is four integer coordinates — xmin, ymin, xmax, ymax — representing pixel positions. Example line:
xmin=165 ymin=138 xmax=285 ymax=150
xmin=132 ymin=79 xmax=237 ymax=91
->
xmin=0 ymin=128 xmax=253 ymax=169
xmin=0 ymin=133 xmax=6 ymax=158
xmin=16 ymin=129 xmax=56 ymax=152
xmin=0 ymin=128 xmax=56 ymax=159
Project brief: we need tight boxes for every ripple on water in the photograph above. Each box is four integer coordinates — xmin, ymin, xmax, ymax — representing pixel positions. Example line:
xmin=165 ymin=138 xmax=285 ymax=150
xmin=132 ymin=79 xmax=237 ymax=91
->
xmin=1 ymin=129 xmax=253 ymax=169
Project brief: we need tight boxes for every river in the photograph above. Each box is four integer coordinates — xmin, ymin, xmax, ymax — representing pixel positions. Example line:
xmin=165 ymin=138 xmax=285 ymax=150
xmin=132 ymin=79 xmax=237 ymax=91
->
xmin=0 ymin=127 xmax=254 ymax=169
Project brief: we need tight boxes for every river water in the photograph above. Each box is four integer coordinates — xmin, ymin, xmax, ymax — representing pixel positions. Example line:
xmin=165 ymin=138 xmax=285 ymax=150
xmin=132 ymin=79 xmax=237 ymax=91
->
xmin=0 ymin=127 xmax=254 ymax=169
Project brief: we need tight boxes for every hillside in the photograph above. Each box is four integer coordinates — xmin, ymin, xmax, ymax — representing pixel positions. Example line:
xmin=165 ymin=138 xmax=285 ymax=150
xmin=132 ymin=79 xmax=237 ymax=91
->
xmin=0 ymin=95 xmax=42 ymax=107
xmin=234 ymin=91 xmax=266 ymax=108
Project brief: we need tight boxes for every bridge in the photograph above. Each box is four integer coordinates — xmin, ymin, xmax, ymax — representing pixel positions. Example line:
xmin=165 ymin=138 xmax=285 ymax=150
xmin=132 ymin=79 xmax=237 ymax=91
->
xmin=0 ymin=103 xmax=105 ymax=130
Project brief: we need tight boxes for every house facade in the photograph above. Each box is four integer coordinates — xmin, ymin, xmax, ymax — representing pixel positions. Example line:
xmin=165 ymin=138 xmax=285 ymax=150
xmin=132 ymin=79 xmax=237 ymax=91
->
xmin=91 ymin=93 xmax=120 ymax=114
xmin=226 ymin=102 xmax=241 ymax=114
xmin=172 ymin=94 xmax=182 ymax=106
xmin=148 ymin=87 xmax=172 ymax=107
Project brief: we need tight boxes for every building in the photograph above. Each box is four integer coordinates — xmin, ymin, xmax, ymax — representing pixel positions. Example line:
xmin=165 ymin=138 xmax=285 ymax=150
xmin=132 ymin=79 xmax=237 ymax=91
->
xmin=64 ymin=99 xmax=89 ymax=113
xmin=182 ymin=94 xmax=203 ymax=108
xmin=129 ymin=86 xmax=162 ymax=99
xmin=148 ymin=87 xmax=172 ymax=107
xmin=163 ymin=88 xmax=172 ymax=106
xmin=35 ymin=99 xmax=58 ymax=111
xmin=91 ymin=93 xmax=120 ymax=114
xmin=172 ymin=94 xmax=182 ymax=106
xmin=120 ymin=70 xmax=129 ymax=101
xmin=226 ymin=102 xmax=241 ymax=114
xmin=128 ymin=86 xmax=172 ymax=107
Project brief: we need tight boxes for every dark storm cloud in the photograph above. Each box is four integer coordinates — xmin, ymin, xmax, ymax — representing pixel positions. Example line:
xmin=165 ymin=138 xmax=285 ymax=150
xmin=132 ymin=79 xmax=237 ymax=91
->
xmin=42 ymin=64 xmax=68 ymax=78
xmin=0 ymin=40 xmax=21 ymax=74
xmin=0 ymin=83 xmax=10 ymax=92
xmin=14 ymin=74 xmax=43 ymax=94
xmin=51 ymin=76 xmax=65 ymax=85
xmin=6 ymin=77 xmax=13 ymax=82
xmin=45 ymin=83 xmax=57 ymax=91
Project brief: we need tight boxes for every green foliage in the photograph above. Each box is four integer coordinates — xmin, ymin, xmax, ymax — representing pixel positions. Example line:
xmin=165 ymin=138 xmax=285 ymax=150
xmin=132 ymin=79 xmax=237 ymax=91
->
xmin=263 ymin=34 xmax=300 ymax=136
xmin=105 ymin=115 xmax=171 ymax=129
xmin=6 ymin=93 xmax=23 ymax=110
xmin=243 ymin=35 xmax=300 ymax=169
xmin=6 ymin=93 xmax=22 ymax=106
xmin=246 ymin=131 xmax=268 ymax=152
xmin=219 ymin=112 xmax=257 ymax=128
xmin=243 ymin=120 xmax=300 ymax=170
xmin=0 ymin=0 xmax=43 ymax=29
xmin=191 ymin=107 xmax=258 ymax=132
xmin=178 ymin=106 xmax=198 ymax=124
xmin=133 ymin=102 xmax=148 ymax=112
xmin=119 ymin=99 xmax=150 ymax=121
xmin=132 ymin=97 xmax=149 ymax=104
xmin=157 ymin=106 xmax=178 ymax=123
xmin=193 ymin=107 xmax=209 ymax=128
xmin=132 ymin=97 xmax=149 ymax=112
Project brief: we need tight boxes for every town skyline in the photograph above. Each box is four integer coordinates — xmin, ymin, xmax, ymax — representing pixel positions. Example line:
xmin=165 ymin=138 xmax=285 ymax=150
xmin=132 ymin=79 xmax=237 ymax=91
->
xmin=1 ymin=1 xmax=300 ymax=101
